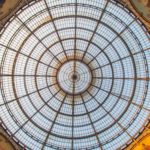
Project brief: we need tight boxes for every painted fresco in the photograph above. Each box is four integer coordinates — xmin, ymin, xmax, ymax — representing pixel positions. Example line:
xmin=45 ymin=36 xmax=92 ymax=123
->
xmin=0 ymin=0 xmax=21 ymax=20
xmin=0 ymin=133 xmax=15 ymax=150
xmin=131 ymin=0 xmax=150 ymax=21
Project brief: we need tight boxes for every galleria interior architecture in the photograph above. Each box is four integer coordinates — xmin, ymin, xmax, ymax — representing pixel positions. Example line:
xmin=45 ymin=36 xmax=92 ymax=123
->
xmin=0 ymin=0 xmax=150 ymax=150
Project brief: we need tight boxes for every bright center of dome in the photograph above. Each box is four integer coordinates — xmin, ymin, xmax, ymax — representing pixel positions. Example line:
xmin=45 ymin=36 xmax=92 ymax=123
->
xmin=57 ymin=60 xmax=92 ymax=95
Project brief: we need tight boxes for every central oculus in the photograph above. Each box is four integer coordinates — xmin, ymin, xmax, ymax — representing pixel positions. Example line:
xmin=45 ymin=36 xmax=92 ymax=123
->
xmin=72 ymin=74 xmax=78 ymax=81
xmin=57 ymin=60 xmax=92 ymax=95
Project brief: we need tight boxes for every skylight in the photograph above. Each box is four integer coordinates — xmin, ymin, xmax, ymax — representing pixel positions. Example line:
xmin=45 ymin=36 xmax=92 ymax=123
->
xmin=0 ymin=0 xmax=150 ymax=149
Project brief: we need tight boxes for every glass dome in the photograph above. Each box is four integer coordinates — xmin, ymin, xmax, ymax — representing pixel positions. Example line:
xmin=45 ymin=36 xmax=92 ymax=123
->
xmin=0 ymin=0 xmax=150 ymax=149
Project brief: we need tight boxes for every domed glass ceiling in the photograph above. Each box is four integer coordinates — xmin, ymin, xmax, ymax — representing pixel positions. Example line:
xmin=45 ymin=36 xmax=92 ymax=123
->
xmin=0 ymin=0 xmax=150 ymax=149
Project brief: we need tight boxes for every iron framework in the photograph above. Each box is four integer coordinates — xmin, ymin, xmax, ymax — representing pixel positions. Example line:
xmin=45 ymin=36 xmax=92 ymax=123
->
xmin=0 ymin=0 xmax=150 ymax=149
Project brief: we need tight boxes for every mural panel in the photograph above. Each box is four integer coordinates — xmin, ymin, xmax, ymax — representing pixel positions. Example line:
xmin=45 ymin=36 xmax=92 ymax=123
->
xmin=130 ymin=0 xmax=150 ymax=22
